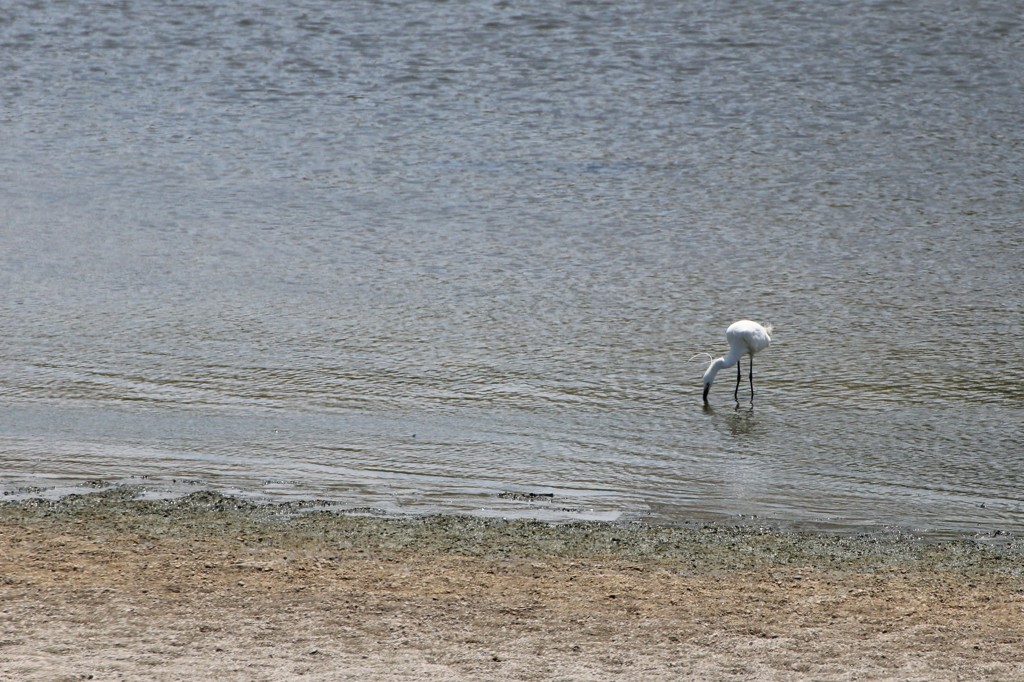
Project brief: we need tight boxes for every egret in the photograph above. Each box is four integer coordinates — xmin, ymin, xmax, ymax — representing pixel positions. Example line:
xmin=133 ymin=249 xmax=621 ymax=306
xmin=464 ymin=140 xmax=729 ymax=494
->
xmin=700 ymin=320 xmax=772 ymax=403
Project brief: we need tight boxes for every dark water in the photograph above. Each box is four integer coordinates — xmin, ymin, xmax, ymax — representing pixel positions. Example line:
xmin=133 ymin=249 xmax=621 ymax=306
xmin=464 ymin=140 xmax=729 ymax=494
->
xmin=2 ymin=0 xmax=1023 ymax=537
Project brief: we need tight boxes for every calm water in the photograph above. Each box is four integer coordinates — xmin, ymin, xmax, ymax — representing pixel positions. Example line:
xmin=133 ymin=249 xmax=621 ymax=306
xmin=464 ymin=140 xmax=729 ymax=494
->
xmin=2 ymin=0 xmax=1023 ymax=537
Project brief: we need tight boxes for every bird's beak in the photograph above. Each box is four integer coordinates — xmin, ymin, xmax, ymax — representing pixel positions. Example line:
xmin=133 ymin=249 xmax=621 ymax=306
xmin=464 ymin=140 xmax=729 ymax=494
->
xmin=702 ymin=383 xmax=710 ymax=402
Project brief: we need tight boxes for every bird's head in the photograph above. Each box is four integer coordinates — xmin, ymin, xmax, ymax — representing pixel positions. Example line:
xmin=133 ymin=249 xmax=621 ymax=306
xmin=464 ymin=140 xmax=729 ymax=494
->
xmin=689 ymin=352 xmax=718 ymax=403
xmin=700 ymin=357 xmax=724 ymax=402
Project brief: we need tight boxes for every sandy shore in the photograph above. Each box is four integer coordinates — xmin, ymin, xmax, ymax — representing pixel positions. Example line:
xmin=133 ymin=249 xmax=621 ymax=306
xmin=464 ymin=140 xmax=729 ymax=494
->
xmin=1 ymin=488 xmax=1022 ymax=681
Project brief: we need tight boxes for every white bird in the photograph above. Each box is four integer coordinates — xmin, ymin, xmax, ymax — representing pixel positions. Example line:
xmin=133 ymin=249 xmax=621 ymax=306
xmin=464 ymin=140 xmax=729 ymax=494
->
xmin=701 ymin=320 xmax=772 ymax=403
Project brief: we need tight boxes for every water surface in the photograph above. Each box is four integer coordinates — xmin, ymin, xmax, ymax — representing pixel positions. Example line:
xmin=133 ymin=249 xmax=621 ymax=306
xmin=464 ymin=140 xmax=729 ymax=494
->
xmin=2 ymin=0 xmax=1023 ymax=537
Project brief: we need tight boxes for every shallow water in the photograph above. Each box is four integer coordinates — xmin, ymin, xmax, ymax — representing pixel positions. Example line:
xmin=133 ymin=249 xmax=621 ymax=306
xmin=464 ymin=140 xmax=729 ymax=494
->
xmin=2 ymin=0 xmax=1023 ymax=537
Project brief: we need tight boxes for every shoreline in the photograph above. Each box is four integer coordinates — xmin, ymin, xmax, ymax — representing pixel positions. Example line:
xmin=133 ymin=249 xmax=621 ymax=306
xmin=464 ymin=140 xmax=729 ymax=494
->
xmin=5 ymin=478 xmax=1020 ymax=543
xmin=2 ymin=489 xmax=1023 ymax=680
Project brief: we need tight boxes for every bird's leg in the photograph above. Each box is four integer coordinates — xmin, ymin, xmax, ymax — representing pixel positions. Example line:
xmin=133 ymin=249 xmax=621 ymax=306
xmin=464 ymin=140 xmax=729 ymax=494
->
xmin=749 ymin=352 xmax=757 ymax=401
xmin=734 ymin=360 xmax=741 ymax=402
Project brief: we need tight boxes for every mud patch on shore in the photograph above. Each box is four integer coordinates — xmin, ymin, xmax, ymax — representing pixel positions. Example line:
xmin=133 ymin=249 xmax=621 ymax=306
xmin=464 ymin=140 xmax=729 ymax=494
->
xmin=3 ymin=487 xmax=1023 ymax=572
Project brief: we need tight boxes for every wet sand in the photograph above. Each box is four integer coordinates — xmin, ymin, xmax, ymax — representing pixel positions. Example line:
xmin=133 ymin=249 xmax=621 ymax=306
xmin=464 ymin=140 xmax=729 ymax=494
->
xmin=1 ymin=488 xmax=1022 ymax=681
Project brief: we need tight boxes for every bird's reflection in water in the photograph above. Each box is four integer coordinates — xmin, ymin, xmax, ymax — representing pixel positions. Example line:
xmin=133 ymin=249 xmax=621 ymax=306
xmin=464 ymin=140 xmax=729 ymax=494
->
xmin=726 ymin=403 xmax=759 ymax=436
xmin=702 ymin=400 xmax=761 ymax=437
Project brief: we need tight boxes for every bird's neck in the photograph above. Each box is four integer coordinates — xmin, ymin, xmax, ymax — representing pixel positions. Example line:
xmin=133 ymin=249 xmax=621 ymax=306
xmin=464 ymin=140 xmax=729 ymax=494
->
xmin=722 ymin=346 xmax=745 ymax=367
xmin=702 ymin=349 xmax=742 ymax=385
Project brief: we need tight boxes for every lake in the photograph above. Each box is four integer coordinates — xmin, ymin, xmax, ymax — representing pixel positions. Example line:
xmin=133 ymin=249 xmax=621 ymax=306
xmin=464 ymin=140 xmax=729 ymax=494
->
xmin=2 ymin=0 xmax=1022 ymax=538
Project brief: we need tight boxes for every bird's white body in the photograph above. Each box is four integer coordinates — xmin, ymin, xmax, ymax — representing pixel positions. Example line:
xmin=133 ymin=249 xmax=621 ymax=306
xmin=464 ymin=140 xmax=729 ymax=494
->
xmin=702 ymin=320 xmax=772 ymax=402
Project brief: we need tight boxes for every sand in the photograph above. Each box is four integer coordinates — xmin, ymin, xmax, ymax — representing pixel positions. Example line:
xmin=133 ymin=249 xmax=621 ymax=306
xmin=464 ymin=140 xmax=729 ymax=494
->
xmin=1 ymin=488 xmax=1023 ymax=681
